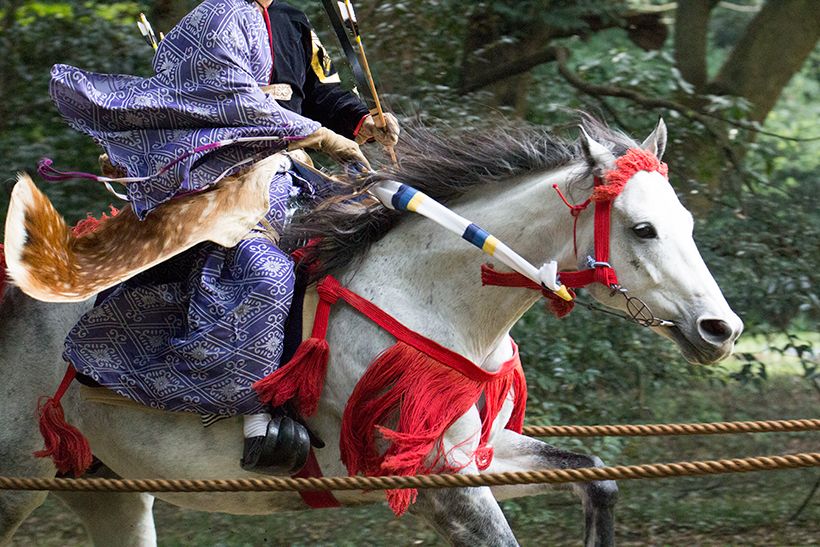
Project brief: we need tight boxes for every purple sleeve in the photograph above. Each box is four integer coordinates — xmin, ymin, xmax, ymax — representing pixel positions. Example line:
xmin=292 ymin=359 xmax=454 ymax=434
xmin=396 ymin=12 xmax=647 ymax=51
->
xmin=49 ymin=0 xmax=321 ymax=219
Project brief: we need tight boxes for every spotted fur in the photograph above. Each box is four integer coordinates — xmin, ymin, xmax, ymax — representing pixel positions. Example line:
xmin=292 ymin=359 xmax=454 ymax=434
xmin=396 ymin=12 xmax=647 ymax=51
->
xmin=3 ymin=155 xmax=288 ymax=302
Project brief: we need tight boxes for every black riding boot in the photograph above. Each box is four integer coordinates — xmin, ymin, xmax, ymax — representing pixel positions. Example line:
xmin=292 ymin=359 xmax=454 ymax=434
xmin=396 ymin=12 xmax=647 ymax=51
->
xmin=240 ymin=415 xmax=311 ymax=475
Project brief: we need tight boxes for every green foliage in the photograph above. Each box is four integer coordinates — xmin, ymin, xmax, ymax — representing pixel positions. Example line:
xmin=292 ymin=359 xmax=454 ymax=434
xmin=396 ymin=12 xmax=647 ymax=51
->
xmin=486 ymin=0 xmax=626 ymax=32
xmin=697 ymin=176 xmax=820 ymax=331
xmin=691 ymin=50 xmax=820 ymax=383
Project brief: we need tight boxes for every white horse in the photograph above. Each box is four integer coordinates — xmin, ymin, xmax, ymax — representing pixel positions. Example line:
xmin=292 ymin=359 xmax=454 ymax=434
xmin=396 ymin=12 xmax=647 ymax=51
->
xmin=0 ymin=119 xmax=742 ymax=547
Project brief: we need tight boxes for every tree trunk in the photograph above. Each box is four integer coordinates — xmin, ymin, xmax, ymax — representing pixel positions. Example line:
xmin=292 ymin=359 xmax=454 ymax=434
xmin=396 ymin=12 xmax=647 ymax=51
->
xmin=673 ymin=0 xmax=719 ymax=93
xmin=458 ymin=10 xmax=557 ymax=113
xmin=708 ymin=0 xmax=820 ymax=122
xmin=148 ymin=0 xmax=192 ymax=36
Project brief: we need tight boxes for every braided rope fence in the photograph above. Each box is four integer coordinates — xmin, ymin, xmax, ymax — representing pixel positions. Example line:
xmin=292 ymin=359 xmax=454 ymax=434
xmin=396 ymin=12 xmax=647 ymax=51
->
xmin=521 ymin=418 xmax=820 ymax=438
xmin=1 ymin=418 xmax=819 ymax=494
xmin=1 ymin=453 xmax=820 ymax=493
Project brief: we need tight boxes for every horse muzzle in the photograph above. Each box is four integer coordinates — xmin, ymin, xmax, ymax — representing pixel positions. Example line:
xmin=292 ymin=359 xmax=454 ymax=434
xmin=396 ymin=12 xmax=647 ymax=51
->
xmin=666 ymin=313 xmax=744 ymax=365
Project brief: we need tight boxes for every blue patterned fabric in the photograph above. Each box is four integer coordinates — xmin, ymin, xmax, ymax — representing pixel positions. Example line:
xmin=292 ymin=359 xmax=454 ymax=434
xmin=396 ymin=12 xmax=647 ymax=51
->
xmin=49 ymin=0 xmax=319 ymax=219
xmin=64 ymin=173 xmax=298 ymax=416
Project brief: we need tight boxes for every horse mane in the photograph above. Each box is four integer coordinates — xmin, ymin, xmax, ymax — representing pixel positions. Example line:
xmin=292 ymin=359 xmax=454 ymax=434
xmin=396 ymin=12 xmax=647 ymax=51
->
xmin=282 ymin=117 xmax=637 ymax=279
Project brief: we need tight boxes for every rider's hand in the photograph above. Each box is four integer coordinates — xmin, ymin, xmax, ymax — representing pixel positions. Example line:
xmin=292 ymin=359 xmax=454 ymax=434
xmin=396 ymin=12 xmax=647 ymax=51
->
xmin=354 ymin=113 xmax=400 ymax=147
xmin=288 ymin=127 xmax=371 ymax=171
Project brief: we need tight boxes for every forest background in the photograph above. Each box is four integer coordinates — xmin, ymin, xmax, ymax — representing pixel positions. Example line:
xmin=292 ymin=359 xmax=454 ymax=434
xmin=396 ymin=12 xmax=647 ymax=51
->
xmin=2 ymin=0 xmax=820 ymax=545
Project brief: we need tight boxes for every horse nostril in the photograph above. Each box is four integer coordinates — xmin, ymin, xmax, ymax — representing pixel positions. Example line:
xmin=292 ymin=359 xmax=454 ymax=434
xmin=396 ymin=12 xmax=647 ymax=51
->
xmin=699 ymin=318 xmax=733 ymax=344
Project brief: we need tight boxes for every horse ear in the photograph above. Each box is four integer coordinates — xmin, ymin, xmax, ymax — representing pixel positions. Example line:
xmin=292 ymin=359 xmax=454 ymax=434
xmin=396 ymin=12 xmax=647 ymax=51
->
xmin=579 ymin=125 xmax=616 ymax=174
xmin=640 ymin=117 xmax=667 ymax=161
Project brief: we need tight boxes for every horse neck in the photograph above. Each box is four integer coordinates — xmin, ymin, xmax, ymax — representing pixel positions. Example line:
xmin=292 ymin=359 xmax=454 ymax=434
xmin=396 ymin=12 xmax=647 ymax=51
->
xmin=342 ymin=163 xmax=591 ymax=369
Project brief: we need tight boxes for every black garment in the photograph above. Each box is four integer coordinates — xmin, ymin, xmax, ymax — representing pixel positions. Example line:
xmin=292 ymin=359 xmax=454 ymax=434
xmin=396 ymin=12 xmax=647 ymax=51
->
xmin=264 ymin=1 xmax=369 ymax=139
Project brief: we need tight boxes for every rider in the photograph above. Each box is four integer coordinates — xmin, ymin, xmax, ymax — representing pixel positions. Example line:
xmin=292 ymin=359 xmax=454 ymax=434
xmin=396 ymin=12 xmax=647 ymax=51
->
xmin=52 ymin=0 xmax=399 ymax=475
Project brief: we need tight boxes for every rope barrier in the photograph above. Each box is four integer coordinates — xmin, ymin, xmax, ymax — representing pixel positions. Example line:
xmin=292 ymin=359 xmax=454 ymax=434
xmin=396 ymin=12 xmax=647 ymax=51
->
xmin=2 ymin=419 xmax=817 ymax=494
xmin=2 ymin=452 xmax=820 ymax=494
xmin=521 ymin=418 xmax=820 ymax=438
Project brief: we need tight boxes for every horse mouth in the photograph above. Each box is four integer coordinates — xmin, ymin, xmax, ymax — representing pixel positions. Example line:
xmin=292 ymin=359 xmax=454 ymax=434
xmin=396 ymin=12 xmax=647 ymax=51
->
xmin=666 ymin=324 xmax=734 ymax=365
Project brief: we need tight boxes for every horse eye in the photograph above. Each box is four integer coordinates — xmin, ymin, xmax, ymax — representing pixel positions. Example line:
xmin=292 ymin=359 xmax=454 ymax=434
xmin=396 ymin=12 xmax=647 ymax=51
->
xmin=632 ymin=222 xmax=657 ymax=239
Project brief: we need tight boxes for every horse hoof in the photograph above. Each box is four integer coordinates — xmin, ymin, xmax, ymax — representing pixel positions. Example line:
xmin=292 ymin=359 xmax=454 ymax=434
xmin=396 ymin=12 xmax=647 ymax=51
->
xmin=240 ymin=416 xmax=311 ymax=475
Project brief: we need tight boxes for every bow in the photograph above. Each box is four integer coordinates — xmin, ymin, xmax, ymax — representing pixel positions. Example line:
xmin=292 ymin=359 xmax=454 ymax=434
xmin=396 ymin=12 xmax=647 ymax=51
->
xmin=321 ymin=0 xmax=397 ymax=164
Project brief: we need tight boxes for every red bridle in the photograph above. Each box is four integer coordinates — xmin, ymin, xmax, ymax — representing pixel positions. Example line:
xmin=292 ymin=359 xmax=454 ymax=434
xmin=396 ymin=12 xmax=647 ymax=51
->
xmin=482 ymin=148 xmax=669 ymax=318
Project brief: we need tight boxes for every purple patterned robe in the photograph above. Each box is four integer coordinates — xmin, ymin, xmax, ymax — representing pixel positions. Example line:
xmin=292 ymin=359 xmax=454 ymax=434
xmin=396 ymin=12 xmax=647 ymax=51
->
xmin=50 ymin=0 xmax=319 ymax=219
xmin=58 ymin=0 xmax=341 ymax=415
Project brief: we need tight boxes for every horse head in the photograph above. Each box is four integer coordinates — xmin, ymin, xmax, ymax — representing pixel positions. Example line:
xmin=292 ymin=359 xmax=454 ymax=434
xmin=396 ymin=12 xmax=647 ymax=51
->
xmin=577 ymin=119 xmax=742 ymax=365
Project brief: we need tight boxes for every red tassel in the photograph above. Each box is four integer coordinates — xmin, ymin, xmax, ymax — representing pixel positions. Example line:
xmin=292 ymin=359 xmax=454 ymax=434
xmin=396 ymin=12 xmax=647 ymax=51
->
xmin=33 ymin=395 xmax=93 ymax=477
xmin=544 ymin=290 xmax=575 ymax=318
xmin=474 ymin=444 xmax=494 ymax=471
xmin=506 ymin=364 xmax=527 ymax=434
xmin=386 ymin=488 xmax=417 ymax=518
xmin=0 ymin=244 xmax=7 ymax=297
xmin=252 ymin=337 xmax=329 ymax=416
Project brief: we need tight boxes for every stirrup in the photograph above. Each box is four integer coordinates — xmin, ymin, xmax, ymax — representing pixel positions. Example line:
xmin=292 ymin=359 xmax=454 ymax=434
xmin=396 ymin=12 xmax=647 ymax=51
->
xmin=240 ymin=415 xmax=310 ymax=475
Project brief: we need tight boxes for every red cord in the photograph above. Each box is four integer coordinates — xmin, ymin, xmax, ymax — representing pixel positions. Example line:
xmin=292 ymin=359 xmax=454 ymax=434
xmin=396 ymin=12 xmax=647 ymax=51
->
xmin=552 ymin=184 xmax=591 ymax=260
xmin=256 ymin=1 xmax=275 ymax=84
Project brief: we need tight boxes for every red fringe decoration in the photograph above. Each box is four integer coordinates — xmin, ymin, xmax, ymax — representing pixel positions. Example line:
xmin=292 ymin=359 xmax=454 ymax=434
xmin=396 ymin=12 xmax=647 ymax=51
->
xmin=33 ymin=366 xmax=93 ymax=476
xmin=340 ymin=341 xmax=526 ymax=517
xmin=594 ymin=148 xmax=668 ymax=202
xmin=252 ymin=337 xmax=329 ymax=416
xmin=71 ymin=206 xmax=119 ymax=237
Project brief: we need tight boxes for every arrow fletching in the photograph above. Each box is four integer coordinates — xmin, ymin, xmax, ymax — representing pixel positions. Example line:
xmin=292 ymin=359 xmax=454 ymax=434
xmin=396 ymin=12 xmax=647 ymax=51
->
xmin=137 ymin=20 xmax=152 ymax=46
xmin=139 ymin=13 xmax=159 ymax=50
xmin=338 ymin=1 xmax=359 ymax=36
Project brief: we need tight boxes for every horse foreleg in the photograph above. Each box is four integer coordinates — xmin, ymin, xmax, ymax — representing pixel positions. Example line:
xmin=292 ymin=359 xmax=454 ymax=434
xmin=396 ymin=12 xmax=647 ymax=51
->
xmin=53 ymin=464 xmax=157 ymax=547
xmin=0 ymin=490 xmax=48 ymax=547
xmin=0 ymin=435 xmax=50 ymax=547
xmin=53 ymin=491 xmax=156 ymax=547
xmin=485 ymin=430 xmax=617 ymax=547
xmin=410 ymin=485 xmax=520 ymax=547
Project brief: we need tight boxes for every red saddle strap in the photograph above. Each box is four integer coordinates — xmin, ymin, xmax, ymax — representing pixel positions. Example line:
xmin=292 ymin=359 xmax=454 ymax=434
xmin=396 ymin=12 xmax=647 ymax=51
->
xmin=293 ymin=449 xmax=340 ymax=508
xmin=287 ymin=275 xmax=525 ymax=511
xmin=317 ymin=276 xmax=515 ymax=383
